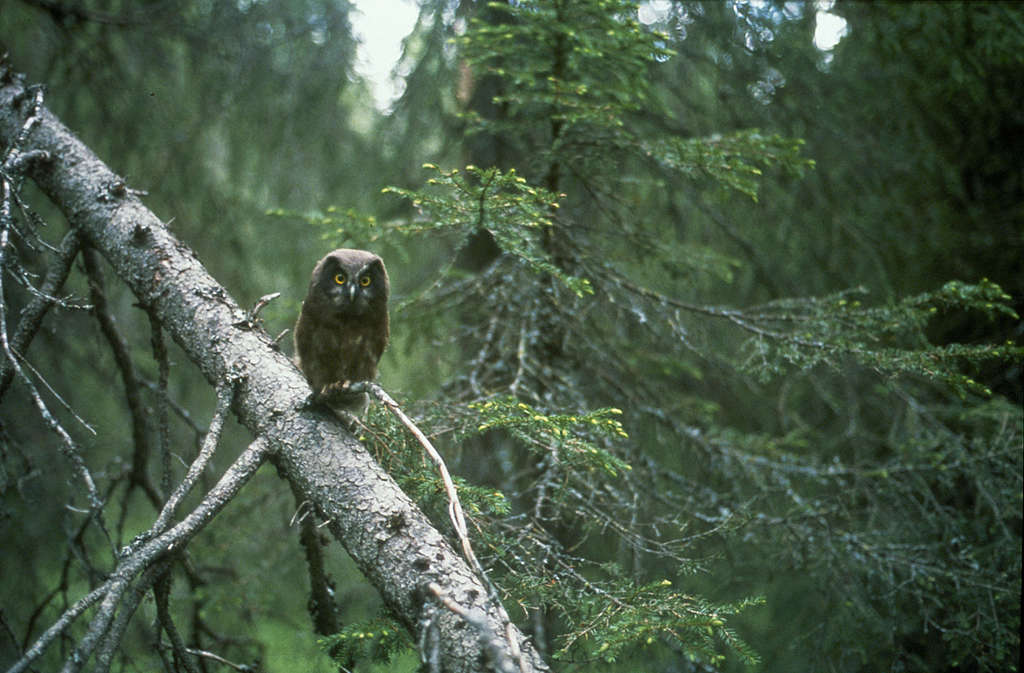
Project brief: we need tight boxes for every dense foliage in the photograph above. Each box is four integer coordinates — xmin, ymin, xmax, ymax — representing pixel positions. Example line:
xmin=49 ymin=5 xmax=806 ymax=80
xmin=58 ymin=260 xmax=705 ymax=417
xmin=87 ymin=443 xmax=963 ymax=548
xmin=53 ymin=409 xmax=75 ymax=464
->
xmin=2 ymin=1 xmax=1021 ymax=672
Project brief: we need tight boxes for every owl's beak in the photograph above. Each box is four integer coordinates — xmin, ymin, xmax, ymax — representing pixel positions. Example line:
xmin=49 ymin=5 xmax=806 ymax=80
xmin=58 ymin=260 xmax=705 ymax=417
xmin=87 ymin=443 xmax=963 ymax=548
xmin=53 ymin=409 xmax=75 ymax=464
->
xmin=346 ymin=283 xmax=357 ymax=303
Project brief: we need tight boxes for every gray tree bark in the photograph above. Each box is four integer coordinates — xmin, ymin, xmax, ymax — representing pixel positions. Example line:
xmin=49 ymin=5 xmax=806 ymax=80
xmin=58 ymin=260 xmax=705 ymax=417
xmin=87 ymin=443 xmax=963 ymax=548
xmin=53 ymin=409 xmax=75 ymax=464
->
xmin=0 ymin=67 xmax=547 ymax=673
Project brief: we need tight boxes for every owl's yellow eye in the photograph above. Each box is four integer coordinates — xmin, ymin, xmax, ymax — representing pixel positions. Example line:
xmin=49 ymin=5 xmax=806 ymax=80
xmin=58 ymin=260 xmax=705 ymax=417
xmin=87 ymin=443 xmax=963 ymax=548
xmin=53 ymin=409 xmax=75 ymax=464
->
xmin=333 ymin=273 xmax=347 ymax=285
xmin=359 ymin=275 xmax=372 ymax=287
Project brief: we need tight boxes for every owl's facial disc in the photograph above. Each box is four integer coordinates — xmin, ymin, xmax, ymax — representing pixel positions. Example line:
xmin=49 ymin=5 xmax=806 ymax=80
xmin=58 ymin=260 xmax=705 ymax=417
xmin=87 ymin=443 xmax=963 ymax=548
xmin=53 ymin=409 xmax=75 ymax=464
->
xmin=327 ymin=262 xmax=375 ymax=313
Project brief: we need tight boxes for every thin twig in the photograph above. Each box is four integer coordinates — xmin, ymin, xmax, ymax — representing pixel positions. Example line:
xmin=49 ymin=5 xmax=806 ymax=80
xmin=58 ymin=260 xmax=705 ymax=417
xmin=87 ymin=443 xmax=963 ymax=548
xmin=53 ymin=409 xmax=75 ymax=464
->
xmin=0 ymin=224 xmax=105 ymax=517
xmin=154 ymin=572 xmax=201 ymax=673
xmin=5 ymin=584 xmax=109 ymax=673
xmin=148 ymin=312 xmax=172 ymax=499
xmin=0 ymin=95 xmax=101 ymax=509
xmin=509 ymin=315 xmax=530 ymax=396
xmin=249 ymin=291 xmax=280 ymax=321
xmin=151 ymin=383 xmax=234 ymax=536
xmin=0 ymin=83 xmax=45 ymax=165
xmin=288 ymin=480 xmax=340 ymax=635
xmin=0 ymin=228 xmax=82 ymax=400
xmin=0 ymin=610 xmax=18 ymax=658
xmin=354 ymin=381 xmax=529 ymax=673
xmin=140 ymin=377 xmax=209 ymax=441
xmin=10 ymin=350 xmax=96 ymax=434
xmin=83 ymin=247 xmax=156 ymax=500
xmin=357 ymin=383 xmax=481 ymax=574
xmin=235 ymin=292 xmax=281 ymax=330
xmin=7 ymin=437 xmax=272 ymax=673
xmin=91 ymin=560 xmax=169 ymax=673
xmin=427 ymin=583 xmax=519 ymax=673
xmin=180 ymin=646 xmax=257 ymax=672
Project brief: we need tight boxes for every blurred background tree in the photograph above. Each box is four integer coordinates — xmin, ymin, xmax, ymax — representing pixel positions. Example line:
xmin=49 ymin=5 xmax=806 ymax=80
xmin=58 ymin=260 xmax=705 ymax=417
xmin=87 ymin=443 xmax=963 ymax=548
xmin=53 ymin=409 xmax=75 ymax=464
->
xmin=1 ymin=1 xmax=1020 ymax=672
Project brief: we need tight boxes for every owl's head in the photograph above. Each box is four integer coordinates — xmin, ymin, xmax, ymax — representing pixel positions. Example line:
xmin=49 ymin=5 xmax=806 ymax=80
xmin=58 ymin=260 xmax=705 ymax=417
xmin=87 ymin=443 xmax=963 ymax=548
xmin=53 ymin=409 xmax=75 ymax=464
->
xmin=308 ymin=248 xmax=389 ymax=318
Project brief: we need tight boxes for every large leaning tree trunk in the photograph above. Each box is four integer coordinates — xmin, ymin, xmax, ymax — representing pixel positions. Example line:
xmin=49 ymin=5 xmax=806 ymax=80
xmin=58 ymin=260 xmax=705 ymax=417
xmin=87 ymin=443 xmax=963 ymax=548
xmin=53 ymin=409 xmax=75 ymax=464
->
xmin=0 ymin=65 xmax=547 ymax=673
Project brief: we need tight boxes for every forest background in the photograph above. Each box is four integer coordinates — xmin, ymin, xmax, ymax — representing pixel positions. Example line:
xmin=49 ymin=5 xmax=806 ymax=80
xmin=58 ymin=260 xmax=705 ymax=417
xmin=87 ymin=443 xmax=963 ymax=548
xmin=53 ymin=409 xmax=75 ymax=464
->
xmin=1 ymin=1 xmax=1021 ymax=672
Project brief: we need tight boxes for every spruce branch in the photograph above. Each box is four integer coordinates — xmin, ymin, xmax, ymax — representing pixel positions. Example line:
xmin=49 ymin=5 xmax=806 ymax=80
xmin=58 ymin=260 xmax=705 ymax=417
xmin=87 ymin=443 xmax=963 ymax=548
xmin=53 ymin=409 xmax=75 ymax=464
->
xmin=354 ymin=380 xmax=531 ymax=673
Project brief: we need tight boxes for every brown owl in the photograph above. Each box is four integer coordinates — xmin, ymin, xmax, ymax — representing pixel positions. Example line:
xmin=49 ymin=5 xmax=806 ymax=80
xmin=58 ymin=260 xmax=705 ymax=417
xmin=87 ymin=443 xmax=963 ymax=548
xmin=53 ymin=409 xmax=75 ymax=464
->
xmin=294 ymin=249 xmax=390 ymax=421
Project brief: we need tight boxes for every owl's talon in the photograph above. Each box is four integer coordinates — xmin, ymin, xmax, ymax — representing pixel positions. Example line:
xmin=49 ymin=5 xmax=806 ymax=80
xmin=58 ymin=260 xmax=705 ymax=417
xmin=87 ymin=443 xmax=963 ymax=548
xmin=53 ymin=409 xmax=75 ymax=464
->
xmin=319 ymin=381 xmax=362 ymax=405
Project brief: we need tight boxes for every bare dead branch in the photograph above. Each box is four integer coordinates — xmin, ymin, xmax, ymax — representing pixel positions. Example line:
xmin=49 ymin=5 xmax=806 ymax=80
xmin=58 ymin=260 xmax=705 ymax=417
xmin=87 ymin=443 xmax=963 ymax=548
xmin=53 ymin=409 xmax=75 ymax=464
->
xmin=8 ymin=583 xmax=109 ymax=673
xmin=0 ymin=225 xmax=106 ymax=528
xmin=0 ymin=610 xmax=20 ymax=658
xmin=154 ymin=572 xmax=201 ymax=673
xmin=289 ymin=479 xmax=341 ymax=636
xmin=82 ymin=246 xmax=161 ymax=506
xmin=0 ymin=227 xmax=83 ymax=399
xmin=0 ymin=80 xmax=44 ymax=164
xmin=151 ymin=382 xmax=234 ymax=535
xmin=179 ymin=646 xmax=256 ymax=672
xmin=140 ymin=376 xmax=209 ymax=441
xmin=10 ymin=351 xmax=96 ymax=434
xmin=148 ymin=312 xmax=172 ymax=498
xmin=92 ymin=560 xmax=169 ymax=673
xmin=235 ymin=291 xmax=281 ymax=330
xmin=6 ymin=438 xmax=272 ymax=673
